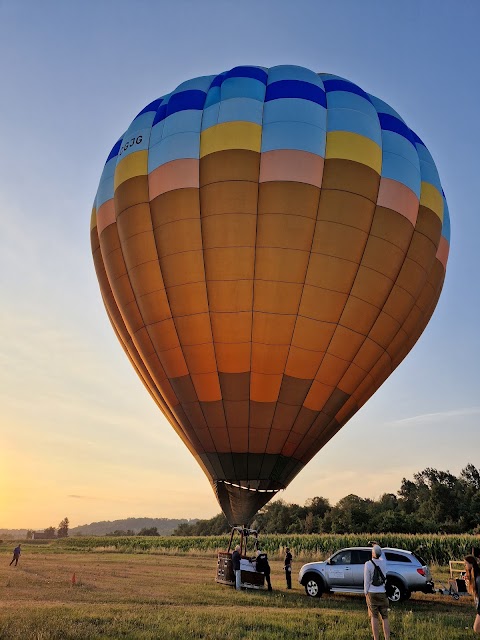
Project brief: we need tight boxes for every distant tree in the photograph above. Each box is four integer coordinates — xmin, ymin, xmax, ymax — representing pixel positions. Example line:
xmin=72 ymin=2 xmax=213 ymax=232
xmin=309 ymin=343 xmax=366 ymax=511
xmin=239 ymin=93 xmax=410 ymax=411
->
xmin=398 ymin=478 xmax=419 ymax=514
xmin=44 ymin=526 xmax=56 ymax=539
xmin=378 ymin=493 xmax=399 ymax=511
xmin=172 ymin=514 xmax=229 ymax=536
xmin=25 ymin=529 xmax=34 ymax=540
xmin=172 ymin=522 xmax=194 ymax=536
xmin=57 ymin=517 xmax=69 ymax=538
xmin=329 ymin=494 xmax=372 ymax=533
xmin=460 ymin=464 xmax=480 ymax=491
xmin=407 ymin=468 xmax=463 ymax=530
xmin=138 ymin=527 xmax=159 ymax=536
xmin=255 ymin=500 xmax=298 ymax=533
xmin=304 ymin=511 xmax=315 ymax=534
xmin=106 ymin=529 xmax=136 ymax=536
xmin=196 ymin=513 xmax=229 ymax=535
xmin=458 ymin=464 xmax=480 ymax=530
xmin=304 ymin=496 xmax=331 ymax=519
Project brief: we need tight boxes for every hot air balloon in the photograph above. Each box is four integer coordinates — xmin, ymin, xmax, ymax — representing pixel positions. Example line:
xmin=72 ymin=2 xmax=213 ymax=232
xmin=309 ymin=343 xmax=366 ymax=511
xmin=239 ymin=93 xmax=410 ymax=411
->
xmin=90 ymin=65 xmax=450 ymax=526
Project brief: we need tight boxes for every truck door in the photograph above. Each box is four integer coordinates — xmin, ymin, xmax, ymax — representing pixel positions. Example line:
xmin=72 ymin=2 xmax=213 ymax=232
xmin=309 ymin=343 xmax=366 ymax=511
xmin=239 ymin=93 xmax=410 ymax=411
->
xmin=352 ymin=549 xmax=372 ymax=587
xmin=326 ymin=549 xmax=355 ymax=588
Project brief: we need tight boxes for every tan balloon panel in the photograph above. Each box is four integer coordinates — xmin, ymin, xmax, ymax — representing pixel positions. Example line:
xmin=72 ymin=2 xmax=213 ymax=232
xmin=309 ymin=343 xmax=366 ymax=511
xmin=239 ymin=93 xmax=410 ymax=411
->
xmin=91 ymin=67 xmax=450 ymax=525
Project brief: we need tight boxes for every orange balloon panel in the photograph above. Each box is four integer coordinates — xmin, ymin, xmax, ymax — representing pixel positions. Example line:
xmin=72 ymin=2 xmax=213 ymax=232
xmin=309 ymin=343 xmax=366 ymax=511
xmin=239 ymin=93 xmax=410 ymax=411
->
xmin=91 ymin=66 xmax=450 ymax=524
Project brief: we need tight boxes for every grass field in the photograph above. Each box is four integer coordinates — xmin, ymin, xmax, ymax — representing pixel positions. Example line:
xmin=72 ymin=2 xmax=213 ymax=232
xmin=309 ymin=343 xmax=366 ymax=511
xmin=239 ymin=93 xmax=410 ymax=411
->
xmin=0 ymin=549 xmax=477 ymax=639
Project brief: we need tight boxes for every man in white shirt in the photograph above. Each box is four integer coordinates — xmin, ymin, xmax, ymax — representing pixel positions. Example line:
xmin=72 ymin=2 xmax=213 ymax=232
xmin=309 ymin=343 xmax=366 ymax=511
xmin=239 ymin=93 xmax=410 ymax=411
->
xmin=231 ymin=545 xmax=242 ymax=591
xmin=364 ymin=544 xmax=390 ymax=640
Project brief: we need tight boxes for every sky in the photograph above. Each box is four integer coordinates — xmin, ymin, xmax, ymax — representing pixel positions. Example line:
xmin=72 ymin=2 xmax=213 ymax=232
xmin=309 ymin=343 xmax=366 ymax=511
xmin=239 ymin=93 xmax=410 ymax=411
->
xmin=1 ymin=0 xmax=479 ymax=530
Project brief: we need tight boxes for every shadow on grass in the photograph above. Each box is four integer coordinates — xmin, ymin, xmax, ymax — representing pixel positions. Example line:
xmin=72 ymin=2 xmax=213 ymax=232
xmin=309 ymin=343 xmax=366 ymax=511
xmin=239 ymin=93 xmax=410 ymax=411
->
xmin=229 ymin=585 xmax=470 ymax=616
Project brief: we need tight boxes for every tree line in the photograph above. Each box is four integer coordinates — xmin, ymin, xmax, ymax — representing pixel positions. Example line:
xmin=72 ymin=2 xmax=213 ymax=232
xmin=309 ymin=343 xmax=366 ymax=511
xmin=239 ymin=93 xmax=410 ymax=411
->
xmin=26 ymin=517 xmax=70 ymax=539
xmin=172 ymin=464 xmax=480 ymax=536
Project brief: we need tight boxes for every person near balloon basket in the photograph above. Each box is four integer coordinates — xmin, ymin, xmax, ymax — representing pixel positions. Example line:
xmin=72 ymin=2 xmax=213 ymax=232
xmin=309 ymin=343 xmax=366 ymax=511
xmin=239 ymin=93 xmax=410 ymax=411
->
xmin=232 ymin=545 xmax=242 ymax=591
xmin=364 ymin=544 xmax=390 ymax=640
xmin=464 ymin=555 xmax=480 ymax=634
xmin=255 ymin=549 xmax=272 ymax=591
xmin=284 ymin=547 xmax=293 ymax=589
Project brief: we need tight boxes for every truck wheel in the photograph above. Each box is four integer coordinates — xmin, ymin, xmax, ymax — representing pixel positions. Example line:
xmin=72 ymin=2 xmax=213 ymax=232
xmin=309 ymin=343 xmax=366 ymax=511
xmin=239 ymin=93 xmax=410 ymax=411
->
xmin=386 ymin=579 xmax=407 ymax=603
xmin=304 ymin=576 xmax=323 ymax=598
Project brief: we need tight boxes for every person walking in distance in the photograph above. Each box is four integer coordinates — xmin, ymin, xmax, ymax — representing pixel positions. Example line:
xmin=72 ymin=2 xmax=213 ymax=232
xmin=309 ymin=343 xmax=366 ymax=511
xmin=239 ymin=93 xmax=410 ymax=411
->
xmin=364 ymin=544 xmax=390 ymax=640
xmin=9 ymin=544 xmax=21 ymax=567
xmin=284 ymin=547 xmax=293 ymax=589
xmin=232 ymin=544 xmax=242 ymax=591
xmin=464 ymin=555 xmax=480 ymax=634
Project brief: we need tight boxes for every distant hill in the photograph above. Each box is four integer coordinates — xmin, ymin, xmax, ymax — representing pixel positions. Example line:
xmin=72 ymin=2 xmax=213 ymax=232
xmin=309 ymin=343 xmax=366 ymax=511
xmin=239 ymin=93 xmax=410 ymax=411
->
xmin=70 ymin=517 xmax=197 ymax=536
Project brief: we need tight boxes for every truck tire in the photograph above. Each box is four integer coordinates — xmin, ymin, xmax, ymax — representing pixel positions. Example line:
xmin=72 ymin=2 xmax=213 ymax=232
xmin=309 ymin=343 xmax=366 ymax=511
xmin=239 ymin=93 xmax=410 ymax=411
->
xmin=304 ymin=574 xmax=324 ymax=598
xmin=386 ymin=578 xmax=408 ymax=602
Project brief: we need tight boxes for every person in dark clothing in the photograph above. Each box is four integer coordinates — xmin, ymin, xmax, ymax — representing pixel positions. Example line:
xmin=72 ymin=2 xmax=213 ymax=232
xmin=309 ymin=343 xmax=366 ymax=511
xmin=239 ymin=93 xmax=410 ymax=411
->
xmin=464 ymin=555 xmax=480 ymax=634
xmin=9 ymin=544 xmax=21 ymax=567
xmin=255 ymin=549 xmax=272 ymax=591
xmin=231 ymin=545 xmax=242 ymax=591
xmin=284 ymin=547 xmax=293 ymax=589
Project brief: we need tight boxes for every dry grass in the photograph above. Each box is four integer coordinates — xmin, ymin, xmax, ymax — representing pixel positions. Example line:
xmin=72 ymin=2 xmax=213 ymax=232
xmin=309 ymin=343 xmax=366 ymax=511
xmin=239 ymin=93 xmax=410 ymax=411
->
xmin=0 ymin=552 xmax=475 ymax=639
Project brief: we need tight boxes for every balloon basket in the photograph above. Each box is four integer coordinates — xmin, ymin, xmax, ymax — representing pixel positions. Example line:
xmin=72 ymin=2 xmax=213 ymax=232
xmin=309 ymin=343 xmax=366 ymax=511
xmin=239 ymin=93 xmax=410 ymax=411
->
xmin=215 ymin=526 xmax=265 ymax=589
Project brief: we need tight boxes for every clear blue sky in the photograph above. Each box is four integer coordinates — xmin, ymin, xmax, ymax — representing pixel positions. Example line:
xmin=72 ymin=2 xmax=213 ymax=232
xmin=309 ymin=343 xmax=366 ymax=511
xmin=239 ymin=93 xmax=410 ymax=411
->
xmin=1 ymin=0 xmax=478 ymax=528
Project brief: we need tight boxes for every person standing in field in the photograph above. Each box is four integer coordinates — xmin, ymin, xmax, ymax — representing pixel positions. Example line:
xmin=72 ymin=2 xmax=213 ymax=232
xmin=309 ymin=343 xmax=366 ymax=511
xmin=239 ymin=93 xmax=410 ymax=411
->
xmin=9 ymin=544 xmax=21 ymax=567
xmin=232 ymin=544 xmax=242 ymax=591
xmin=464 ymin=555 xmax=480 ymax=634
xmin=255 ymin=549 xmax=272 ymax=591
xmin=284 ymin=547 xmax=293 ymax=589
xmin=364 ymin=544 xmax=390 ymax=640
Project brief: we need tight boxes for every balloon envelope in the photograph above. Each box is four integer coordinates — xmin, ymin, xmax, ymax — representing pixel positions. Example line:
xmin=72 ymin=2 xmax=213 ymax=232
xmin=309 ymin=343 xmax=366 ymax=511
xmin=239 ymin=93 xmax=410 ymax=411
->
xmin=91 ymin=66 xmax=450 ymax=525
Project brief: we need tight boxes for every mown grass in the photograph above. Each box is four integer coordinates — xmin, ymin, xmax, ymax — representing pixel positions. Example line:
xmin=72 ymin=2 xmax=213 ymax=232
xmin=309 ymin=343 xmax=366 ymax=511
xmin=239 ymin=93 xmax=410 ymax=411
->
xmin=0 ymin=551 xmax=476 ymax=639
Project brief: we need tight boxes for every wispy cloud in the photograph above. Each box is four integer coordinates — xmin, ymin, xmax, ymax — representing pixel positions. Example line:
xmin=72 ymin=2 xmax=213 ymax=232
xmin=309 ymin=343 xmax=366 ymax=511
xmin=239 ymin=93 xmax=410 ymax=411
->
xmin=389 ymin=407 xmax=480 ymax=426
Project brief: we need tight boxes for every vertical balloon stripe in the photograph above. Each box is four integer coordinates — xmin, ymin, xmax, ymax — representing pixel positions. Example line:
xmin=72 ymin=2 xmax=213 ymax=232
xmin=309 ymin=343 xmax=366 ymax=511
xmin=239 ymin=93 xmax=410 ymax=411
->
xmin=148 ymin=90 xmax=225 ymax=460
xmin=103 ymin=117 xmax=219 ymax=457
xmin=335 ymin=130 xmax=443 ymax=411
xmin=288 ymin=79 xmax=385 ymax=457
xmin=97 ymin=210 xmax=180 ymax=406
xmin=330 ymin=105 xmax=418 ymax=410
xmin=96 ymin=156 xmax=120 ymax=209
xmin=391 ymin=265 xmax=445 ymax=371
xmin=441 ymin=197 xmax=450 ymax=243
xmin=91 ymin=216 xmax=206 ymax=454
xmin=200 ymin=73 xmax=265 ymax=480
xmin=164 ymin=74 xmax=233 ymax=477
xmin=357 ymin=260 xmax=445 ymax=410
xmin=326 ymin=147 xmax=419 ymax=407
xmin=385 ymin=256 xmax=445 ymax=377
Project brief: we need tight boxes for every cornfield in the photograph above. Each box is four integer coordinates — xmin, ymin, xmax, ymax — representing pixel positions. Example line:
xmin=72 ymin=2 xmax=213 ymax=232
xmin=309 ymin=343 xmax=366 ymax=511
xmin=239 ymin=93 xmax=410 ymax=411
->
xmin=25 ymin=533 xmax=480 ymax=565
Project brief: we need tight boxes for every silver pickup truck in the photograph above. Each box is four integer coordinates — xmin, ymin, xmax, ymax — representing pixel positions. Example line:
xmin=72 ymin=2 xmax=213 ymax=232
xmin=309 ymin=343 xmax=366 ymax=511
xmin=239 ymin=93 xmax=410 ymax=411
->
xmin=299 ymin=546 xmax=434 ymax=602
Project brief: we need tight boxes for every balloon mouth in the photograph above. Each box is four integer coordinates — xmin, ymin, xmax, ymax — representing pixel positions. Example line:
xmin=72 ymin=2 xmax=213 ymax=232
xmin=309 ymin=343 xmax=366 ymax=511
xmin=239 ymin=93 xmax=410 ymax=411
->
xmin=220 ymin=480 xmax=279 ymax=493
xmin=214 ymin=480 xmax=282 ymax=526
